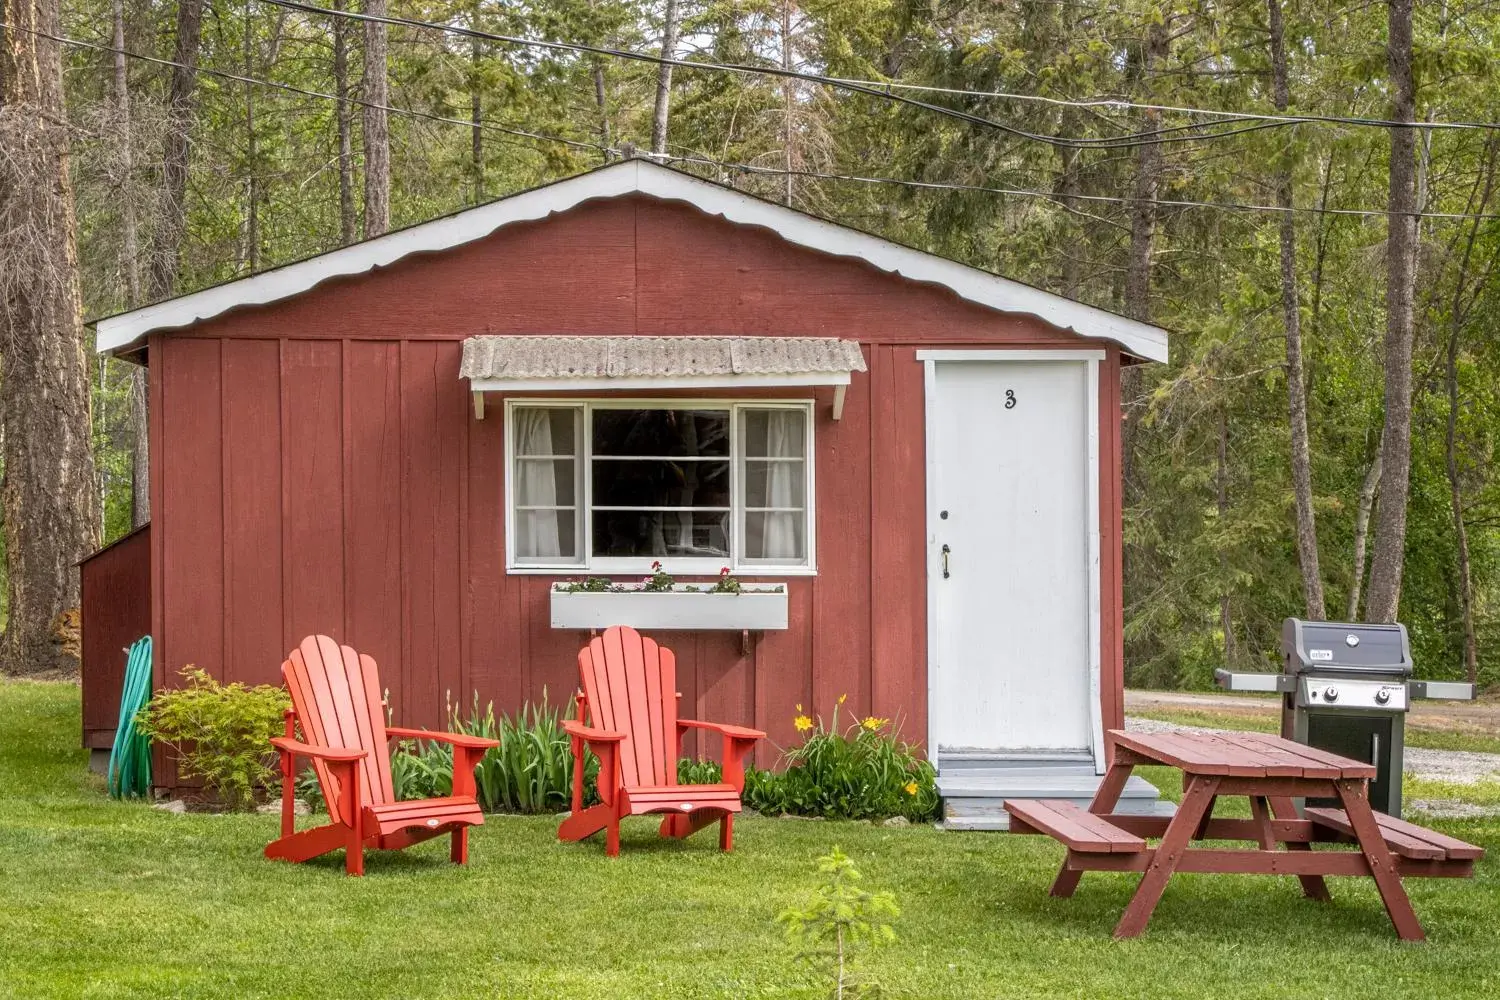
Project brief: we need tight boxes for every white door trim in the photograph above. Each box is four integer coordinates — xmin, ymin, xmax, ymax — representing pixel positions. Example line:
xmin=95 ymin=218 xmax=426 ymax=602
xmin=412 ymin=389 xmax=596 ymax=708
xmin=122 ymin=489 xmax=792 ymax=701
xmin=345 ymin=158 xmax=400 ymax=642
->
xmin=921 ymin=350 xmax=1106 ymax=773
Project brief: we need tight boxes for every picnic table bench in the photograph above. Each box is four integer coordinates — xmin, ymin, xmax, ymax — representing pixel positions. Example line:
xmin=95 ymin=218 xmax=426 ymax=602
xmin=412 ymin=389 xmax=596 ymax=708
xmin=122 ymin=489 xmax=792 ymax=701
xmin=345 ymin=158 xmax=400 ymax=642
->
xmin=1005 ymin=729 xmax=1483 ymax=941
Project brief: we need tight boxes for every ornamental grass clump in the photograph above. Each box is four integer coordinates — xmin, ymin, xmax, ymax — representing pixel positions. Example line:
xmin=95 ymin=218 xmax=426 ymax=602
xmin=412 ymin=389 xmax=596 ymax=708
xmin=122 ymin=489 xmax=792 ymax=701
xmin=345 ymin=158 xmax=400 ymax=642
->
xmin=137 ymin=667 xmax=290 ymax=810
xmin=745 ymin=697 xmax=939 ymax=822
xmin=348 ymin=692 xmax=597 ymax=813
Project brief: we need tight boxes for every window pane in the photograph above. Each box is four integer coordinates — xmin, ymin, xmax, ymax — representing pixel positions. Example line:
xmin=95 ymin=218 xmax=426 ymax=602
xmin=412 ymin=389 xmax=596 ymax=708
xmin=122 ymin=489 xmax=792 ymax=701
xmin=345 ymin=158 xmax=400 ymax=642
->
xmin=593 ymin=510 xmax=730 ymax=558
xmin=516 ymin=509 xmax=577 ymax=561
xmin=514 ymin=407 xmax=577 ymax=456
xmin=512 ymin=405 xmax=579 ymax=561
xmin=516 ymin=458 xmax=576 ymax=507
xmin=741 ymin=408 xmax=806 ymax=459
xmin=743 ymin=460 xmax=805 ymax=510
xmin=743 ymin=511 xmax=806 ymax=563
xmin=593 ymin=459 xmax=730 ymax=510
xmin=593 ymin=409 xmax=730 ymax=457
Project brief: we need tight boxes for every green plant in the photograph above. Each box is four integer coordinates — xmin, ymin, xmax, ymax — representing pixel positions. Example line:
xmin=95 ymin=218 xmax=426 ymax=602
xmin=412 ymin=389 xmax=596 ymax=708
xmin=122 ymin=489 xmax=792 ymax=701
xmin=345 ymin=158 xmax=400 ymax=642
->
xmin=136 ymin=667 xmax=290 ymax=810
xmin=642 ymin=560 xmax=675 ymax=591
xmin=778 ymin=847 xmax=898 ymax=999
xmin=557 ymin=576 xmax=622 ymax=593
xmin=711 ymin=566 xmax=743 ymax=594
xmin=749 ymin=698 xmax=939 ymax=822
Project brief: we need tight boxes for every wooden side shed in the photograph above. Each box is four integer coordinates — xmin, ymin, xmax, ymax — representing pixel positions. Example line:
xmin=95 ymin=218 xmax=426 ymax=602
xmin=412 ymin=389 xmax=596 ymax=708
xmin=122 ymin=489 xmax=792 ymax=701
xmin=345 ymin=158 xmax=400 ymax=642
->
xmin=90 ymin=160 xmax=1169 ymax=818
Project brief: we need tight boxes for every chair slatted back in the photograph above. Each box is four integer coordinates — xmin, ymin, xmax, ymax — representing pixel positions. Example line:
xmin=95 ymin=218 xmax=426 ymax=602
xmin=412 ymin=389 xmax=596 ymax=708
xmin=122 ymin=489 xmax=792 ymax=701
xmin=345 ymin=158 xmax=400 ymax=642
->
xmin=282 ymin=635 xmax=396 ymax=813
xmin=578 ymin=626 xmax=678 ymax=789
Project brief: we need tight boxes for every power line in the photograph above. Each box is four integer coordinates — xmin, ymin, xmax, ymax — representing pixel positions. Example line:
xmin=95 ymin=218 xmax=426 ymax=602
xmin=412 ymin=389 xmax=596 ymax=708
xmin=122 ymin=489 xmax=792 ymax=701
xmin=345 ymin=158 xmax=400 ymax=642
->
xmin=663 ymin=155 xmax=1500 ymax=222
xmin=18 ymin=22 xmax=1500 ymax=224
xmin=10 ymin=21 xmax=604 ymax=154
xmin=253 ymin=0 xmax=1294 ymax=151
xmin=825 ymin=78 xmax=1500 ymax=133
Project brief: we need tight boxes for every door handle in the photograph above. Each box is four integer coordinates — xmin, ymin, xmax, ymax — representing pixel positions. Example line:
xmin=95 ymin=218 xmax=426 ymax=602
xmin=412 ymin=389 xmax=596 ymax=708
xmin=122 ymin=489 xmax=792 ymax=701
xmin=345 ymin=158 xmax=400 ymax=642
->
xmin=941 ymin=544 xmax=951 ymax=579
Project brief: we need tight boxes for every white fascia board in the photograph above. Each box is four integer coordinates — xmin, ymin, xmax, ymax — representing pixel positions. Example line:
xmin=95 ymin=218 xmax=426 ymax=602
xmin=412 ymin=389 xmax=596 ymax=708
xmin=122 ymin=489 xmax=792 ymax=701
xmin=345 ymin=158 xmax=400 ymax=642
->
xmin=469 ymin=370 xmax=852 ymax=393
xmin=96 ymin=160 xmax=1169 ymax=363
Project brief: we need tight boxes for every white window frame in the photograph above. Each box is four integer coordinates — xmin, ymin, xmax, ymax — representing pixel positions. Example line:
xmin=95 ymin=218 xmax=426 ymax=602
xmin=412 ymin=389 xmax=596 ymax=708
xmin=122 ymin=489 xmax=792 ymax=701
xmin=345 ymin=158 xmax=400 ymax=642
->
xmin=504 ymin=398 xmax=817 ymax=576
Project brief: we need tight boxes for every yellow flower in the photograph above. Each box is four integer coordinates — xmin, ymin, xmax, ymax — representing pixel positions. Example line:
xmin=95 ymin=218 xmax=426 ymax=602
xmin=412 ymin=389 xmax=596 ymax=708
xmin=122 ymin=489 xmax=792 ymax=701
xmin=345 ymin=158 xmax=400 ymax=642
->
xmin=795 ymin=703 xmax=804 ymax=713
xmin=837 ymin=693 xmax=848 ymax=705
xmin=794 ymin=714 xmax=814 ymax=733
xmin=904 ymin=781 xmax=918 ymax=796
xmin=861 ymin=716 xmax=889 ymax=732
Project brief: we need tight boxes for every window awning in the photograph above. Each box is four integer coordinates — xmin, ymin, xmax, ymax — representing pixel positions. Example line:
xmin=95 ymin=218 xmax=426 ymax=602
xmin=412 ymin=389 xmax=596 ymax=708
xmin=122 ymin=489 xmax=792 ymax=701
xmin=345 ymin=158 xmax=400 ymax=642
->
xmin=460 ymin=336 xmax=867 ymax=419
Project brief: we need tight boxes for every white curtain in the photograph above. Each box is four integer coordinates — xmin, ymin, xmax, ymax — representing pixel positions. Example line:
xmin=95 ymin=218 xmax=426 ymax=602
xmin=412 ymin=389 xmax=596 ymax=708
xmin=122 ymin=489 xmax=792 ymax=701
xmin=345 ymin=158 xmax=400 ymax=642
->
xmin=515 ymin=408 xmax=561 ymax=558
xmin=760 ymin=410 xmax=801 ymax=560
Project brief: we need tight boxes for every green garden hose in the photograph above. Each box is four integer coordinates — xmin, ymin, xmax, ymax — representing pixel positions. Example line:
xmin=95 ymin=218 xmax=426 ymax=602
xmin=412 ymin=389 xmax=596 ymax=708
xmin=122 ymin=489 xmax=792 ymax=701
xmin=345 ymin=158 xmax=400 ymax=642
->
xmin=108 ymin=636 xmax=153 ymax=798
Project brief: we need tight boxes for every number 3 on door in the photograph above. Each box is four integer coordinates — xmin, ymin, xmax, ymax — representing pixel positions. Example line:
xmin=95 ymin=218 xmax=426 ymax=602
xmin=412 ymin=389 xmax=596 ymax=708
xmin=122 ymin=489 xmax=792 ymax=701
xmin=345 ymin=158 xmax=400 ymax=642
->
xmin=1004 ymin=389 xmax=1017 ymax=409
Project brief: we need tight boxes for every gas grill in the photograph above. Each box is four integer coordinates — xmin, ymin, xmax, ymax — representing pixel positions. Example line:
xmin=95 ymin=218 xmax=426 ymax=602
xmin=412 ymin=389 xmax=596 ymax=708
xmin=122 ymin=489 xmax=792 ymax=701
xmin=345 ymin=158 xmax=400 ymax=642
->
xmin=1214 ymin=618 xmax=1473 ymax=817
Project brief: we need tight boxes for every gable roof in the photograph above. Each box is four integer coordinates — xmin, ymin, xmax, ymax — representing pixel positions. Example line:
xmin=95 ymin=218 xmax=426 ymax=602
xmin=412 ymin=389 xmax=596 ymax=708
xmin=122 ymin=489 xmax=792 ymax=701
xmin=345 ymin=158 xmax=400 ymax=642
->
xmin=93 ymin=159 xmax=1168 ymax=363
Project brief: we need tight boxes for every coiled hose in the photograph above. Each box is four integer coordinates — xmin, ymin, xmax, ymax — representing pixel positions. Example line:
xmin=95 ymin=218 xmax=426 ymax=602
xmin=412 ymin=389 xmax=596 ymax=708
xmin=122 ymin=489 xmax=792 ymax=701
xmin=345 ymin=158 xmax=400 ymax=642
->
xmin=108 ymin=636 xmax=153 ymax=798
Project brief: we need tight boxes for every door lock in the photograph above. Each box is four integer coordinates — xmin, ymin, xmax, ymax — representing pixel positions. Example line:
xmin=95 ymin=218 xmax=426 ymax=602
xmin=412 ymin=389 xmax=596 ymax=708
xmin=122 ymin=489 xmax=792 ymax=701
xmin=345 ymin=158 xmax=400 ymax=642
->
xmin=941 ymin=544 xmax=951 ymax=579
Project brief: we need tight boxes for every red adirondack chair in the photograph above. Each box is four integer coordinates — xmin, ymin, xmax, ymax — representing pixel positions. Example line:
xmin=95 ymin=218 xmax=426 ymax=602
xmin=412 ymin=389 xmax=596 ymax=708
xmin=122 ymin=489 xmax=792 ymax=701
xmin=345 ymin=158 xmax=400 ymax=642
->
xmin=265 ymin=635 xmax=499 ymax=875
xmin=558 ymin=625 xmax=766 ymax=856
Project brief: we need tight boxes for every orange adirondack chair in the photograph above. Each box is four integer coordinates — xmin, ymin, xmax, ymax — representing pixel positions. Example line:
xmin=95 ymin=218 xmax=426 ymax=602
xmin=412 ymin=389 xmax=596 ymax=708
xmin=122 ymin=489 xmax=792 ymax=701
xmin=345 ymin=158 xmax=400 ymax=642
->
xmin=265 ymin=635 xmax=499 ymax=875
xmin=558 ymin=625 xmax=766 ymax=856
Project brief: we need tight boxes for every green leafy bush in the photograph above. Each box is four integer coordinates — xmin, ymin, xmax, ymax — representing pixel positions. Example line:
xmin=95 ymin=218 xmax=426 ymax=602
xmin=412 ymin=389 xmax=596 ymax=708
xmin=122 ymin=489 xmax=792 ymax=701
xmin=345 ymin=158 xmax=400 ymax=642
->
xmin=756 ymin=699 xmax=939 ymax=822
xmin=137 ymin=667 xmax=290 ymax=810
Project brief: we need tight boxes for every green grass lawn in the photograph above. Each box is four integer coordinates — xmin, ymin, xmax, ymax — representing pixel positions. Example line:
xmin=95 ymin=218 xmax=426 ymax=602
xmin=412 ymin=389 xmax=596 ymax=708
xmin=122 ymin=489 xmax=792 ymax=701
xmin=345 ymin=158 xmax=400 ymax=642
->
xmin=4 ymin=681 xmax=1500 ymax=999
xmin=1131 ymin=704 xmax=1500 ymax=756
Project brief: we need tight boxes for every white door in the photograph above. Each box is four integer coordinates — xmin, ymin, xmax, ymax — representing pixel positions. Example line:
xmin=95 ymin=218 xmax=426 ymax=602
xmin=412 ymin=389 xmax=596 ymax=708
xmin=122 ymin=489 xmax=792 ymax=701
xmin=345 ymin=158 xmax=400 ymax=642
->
xmin=926 ymin=355 xmax=1100 ymax=757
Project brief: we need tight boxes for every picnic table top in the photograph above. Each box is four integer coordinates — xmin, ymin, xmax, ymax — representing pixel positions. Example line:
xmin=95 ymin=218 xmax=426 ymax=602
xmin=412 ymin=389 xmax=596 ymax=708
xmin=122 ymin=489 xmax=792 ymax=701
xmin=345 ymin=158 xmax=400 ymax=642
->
xmin=1107 ymin=728 xmax=1378 ymax=780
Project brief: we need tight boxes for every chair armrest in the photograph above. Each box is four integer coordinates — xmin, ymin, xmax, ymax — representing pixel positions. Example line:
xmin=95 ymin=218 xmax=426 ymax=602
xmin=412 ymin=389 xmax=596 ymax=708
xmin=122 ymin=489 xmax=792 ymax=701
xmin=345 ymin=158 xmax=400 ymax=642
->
xmin=562 ymin=720 xmax=626 ymax=743
xmin=270 ymin=737 xmax=367 ymax=762
xmin=385 ymin=727 xmax=499 ymax=751
xmin=679 ymin=719 xmax=766 ymax=742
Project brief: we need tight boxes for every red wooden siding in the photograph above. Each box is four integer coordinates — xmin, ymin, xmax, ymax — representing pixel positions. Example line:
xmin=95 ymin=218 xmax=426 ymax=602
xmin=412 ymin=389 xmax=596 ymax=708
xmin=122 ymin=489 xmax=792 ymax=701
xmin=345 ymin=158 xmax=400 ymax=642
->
xmin=149 ymin=194 xmax=1124 ymax=762
xmin=80 ymin=525 xmax=151 ymax=749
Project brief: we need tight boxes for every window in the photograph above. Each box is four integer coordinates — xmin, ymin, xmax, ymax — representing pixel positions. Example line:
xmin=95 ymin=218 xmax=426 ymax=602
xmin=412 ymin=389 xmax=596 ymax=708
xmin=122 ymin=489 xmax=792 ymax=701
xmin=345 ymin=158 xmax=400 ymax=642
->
xmin=507 ymin=401 xmax=813 ymax=572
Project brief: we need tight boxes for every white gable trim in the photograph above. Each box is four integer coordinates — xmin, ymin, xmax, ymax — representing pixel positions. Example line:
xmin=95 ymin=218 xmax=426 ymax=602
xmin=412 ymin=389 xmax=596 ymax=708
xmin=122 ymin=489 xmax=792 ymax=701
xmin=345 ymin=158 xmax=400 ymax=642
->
xmin=94 ymin=160 xmax=1168 ymax=362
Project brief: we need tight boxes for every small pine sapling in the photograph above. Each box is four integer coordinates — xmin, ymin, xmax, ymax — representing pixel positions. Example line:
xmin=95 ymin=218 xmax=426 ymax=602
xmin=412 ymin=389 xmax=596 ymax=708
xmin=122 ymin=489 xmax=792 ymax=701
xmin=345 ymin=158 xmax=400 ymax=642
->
xmin=778 ymin=847 xmax=899 ymax=999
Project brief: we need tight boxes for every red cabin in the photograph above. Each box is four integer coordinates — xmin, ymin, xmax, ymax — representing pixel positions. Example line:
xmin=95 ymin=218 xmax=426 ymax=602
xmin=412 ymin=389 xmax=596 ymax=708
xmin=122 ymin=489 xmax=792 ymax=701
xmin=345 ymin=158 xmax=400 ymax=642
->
xmin=88 ymin=161 xmax=1169 ymax=823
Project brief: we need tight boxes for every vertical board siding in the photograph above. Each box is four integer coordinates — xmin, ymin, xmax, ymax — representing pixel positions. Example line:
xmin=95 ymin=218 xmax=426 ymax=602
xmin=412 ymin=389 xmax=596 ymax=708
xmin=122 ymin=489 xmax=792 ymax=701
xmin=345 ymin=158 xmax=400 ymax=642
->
xmin=283 ymin=340 xmax=346 ymax=648
xmin=160 ymin=338 xmax=224 ymax=682
xmin=80 ymin=526 xmax=151 ymax=748
xmin=153 ymin=195 xmax=1131 ymax=765
xmin=344 ymin=341 xmax=404 ymax=707
xmin=869 ymin=345 xmax=928 ymax=747
xmin=221 ymin=339 xmax=283 ymax=683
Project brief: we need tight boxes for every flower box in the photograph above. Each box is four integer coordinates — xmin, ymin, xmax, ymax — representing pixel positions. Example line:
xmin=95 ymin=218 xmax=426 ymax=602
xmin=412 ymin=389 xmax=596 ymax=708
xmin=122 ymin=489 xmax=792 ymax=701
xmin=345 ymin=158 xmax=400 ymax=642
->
xmin=549 ymin=584 xmax=789 ymax=632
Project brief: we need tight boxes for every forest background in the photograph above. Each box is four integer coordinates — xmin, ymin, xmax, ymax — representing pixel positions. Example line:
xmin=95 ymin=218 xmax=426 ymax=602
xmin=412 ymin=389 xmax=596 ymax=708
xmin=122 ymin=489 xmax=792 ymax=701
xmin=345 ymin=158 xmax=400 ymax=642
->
xmin=0 ymin=0 xmax=1495 ymax=690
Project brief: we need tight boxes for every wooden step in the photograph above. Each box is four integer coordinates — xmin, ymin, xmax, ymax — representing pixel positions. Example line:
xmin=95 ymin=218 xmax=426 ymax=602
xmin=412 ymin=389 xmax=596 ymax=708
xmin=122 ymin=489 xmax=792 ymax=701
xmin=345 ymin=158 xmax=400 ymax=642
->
xmin=1004 ymin=799 xmax=1148 ymax=853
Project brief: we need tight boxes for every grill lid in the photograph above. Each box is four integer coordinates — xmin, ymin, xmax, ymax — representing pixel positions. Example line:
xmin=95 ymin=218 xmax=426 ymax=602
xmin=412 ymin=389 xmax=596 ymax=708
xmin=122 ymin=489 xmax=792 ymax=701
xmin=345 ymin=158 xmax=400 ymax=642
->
xmin=1281 ymin=618 xmax=1413 ymax=677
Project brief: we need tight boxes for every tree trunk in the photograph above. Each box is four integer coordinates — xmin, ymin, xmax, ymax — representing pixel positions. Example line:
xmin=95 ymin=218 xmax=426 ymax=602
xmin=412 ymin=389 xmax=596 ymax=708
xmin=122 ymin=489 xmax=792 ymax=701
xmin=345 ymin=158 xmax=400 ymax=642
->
xmin=1347 ymin=450 xmax=1381 ymax=620
xmin=242 ymin=2 xmax=259 ymax=272
xmin=592 ymin=61 xmax=613 ymax=162
xmin=362 ymin=0 xmax=390 ymax=238
xmin=779 ymin=1 xmax=795 ymax=207
xmin=333 ymin=0 xmax=355 ymax=244
xmin=470 ymin=33 xmax=483 ymax=203
xmin=147 ymin=0 xmax=203 ymax=302
xmin=1267 ymin=0 xmax=1324 ymax=619
xmin=0 ymin=0 xmax=101 ymax=675
xmin=1445 ymin=308 xmax=1479 ymax=685
xmin=651 ymin=0 xmax=679 ymax=156
xmin=1364 ymin=0 xmax=1417 ymax=623
xmin=1119 ymin=16 xmax=1168 ymax=495
xmin=1218 ymin=410 xmax=1235 ymax=665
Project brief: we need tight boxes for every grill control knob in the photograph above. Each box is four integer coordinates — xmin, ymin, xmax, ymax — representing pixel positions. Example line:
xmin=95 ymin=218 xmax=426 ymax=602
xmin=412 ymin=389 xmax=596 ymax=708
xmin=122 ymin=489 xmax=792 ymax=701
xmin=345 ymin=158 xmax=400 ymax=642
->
xmin=1323 ymin=686 xmax=1339 ymax=702
xmin=1375 ymin=688 xmax=1391 ymax=705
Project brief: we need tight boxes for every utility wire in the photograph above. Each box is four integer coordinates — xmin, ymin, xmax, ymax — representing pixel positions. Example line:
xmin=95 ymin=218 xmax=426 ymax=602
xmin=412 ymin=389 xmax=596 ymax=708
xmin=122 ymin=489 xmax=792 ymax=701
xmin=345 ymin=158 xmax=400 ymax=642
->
xmin=10 ymin=21 xmax=603 ymax=153
xmin=261 ymin=0 xmax=1500 ymax=138
xmin=17 ymin=21 xmax=1500 ymax=223
xmin=253 ymin=0 xmax=1295 ymax=151
xmin=825 ymin=78 xmax=1500 ymax=133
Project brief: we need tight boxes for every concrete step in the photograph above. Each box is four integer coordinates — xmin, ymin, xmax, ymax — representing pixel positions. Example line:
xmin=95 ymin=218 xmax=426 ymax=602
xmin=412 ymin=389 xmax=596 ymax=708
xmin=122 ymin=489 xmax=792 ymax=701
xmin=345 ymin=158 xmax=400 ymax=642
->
xmin=937 ymin=767 xmax=1174 ymax=832
xmin=939 ymin=749 xmax=1096 ymax=771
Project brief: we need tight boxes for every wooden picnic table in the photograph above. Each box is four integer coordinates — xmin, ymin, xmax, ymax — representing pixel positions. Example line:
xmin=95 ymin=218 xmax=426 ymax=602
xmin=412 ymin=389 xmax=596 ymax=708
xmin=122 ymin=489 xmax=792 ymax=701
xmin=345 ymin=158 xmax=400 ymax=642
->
xmin=1005 ymin=729 xmax=1483 ymax=941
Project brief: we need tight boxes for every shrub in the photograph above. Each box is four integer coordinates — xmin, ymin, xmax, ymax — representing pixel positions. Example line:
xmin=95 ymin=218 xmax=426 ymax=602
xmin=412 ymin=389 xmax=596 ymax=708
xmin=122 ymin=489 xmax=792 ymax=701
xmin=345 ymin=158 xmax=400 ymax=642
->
xmin=749 ymin=698 xmax=939 ymax=822
xmin=137 ymin=667 xmax=290 ymax=810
